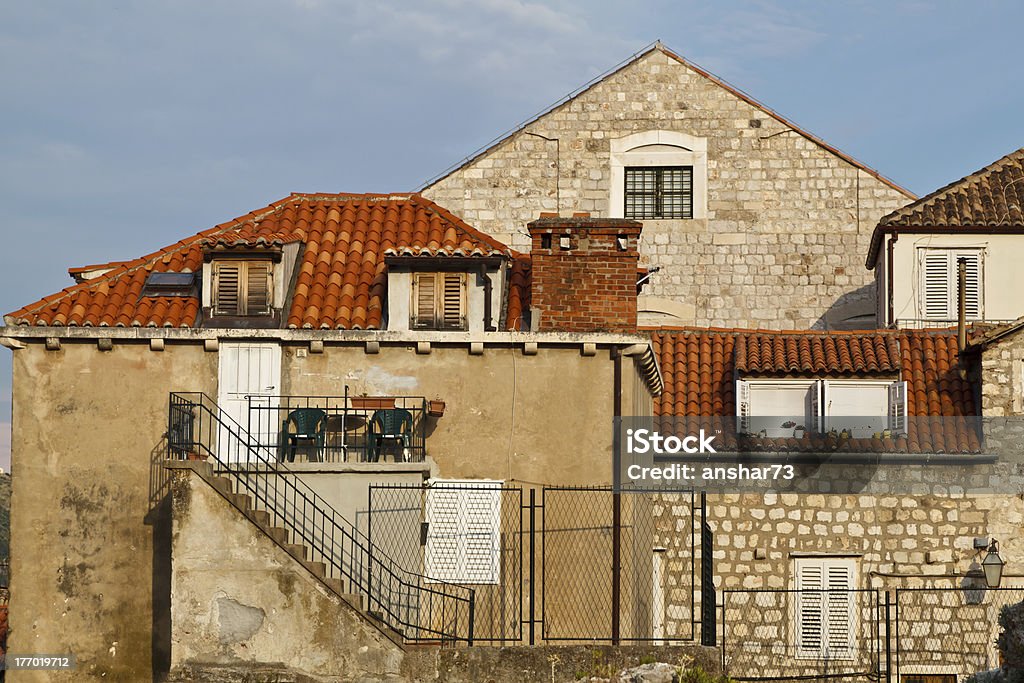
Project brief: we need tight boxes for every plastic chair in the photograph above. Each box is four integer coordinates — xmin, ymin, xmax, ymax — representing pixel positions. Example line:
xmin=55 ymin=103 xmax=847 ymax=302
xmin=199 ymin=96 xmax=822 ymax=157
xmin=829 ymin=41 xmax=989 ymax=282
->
xmin=283 ymin=408 xmax=327 ymax=462
xmin=367 ymin=408 xmax=414 ymax=462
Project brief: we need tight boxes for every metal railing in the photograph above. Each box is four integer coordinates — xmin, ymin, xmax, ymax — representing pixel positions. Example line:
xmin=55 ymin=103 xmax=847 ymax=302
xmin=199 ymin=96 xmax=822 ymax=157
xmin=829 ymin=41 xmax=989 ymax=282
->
xmin=243 ymin=394 xmax=429 ymax=463
xmin=167 ymin=392 xmax=474 ymax=643
xmin=894 ymin=318 xmax=1016 ymax=330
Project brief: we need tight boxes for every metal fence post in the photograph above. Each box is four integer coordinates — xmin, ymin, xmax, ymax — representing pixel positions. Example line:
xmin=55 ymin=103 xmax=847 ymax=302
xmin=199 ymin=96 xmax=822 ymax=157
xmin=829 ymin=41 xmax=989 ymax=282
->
xmin=612 ymin=489 xmax=621 ymax=645
xmin=700 ymin=491 xmax=716 ymax=646
xmin=529 ymin=487 xmax=536 ymax=646
xmin=884 ymin=590 xmax=892 ymax=683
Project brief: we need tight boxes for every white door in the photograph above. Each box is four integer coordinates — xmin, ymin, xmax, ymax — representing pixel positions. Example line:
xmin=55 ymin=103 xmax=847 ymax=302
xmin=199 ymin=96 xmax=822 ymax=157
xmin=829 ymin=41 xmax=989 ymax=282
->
xmin=217 ymin=342 xmax=282 ymax=461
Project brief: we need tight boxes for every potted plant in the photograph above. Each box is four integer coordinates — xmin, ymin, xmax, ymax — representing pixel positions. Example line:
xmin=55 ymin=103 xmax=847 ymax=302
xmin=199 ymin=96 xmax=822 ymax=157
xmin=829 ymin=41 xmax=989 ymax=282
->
xmin=427 ymin=399 xmax=446 ymax=417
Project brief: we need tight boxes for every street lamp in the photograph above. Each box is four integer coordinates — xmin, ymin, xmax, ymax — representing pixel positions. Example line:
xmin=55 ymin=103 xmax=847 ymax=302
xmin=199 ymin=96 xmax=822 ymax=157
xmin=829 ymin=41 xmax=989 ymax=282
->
xmin=982 ymin=539 xmax=1004 ymax=589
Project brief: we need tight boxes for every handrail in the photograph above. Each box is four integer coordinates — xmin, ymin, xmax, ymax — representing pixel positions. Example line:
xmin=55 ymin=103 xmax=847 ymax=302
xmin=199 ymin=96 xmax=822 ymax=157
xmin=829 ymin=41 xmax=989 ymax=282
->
xmin=167 ymin=392 xmax=475 ymax=644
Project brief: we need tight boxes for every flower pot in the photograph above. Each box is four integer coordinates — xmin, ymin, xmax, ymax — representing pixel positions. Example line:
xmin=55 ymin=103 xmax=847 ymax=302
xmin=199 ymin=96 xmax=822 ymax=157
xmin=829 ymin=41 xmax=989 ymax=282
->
xmin=351 ymin=396 xmax=395 ymax=410
xmin=427 ymin=400 xmax=446 ymax=417
xmin=186 ymin=451 xmax=206 ymax=461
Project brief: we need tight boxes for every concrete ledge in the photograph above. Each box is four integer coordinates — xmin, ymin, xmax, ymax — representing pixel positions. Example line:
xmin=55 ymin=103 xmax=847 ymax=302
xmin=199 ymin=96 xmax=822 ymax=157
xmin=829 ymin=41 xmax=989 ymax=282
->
xmin=402 ymin=644 xmax=721 ymax=683
xmin=164 ymin=459 xmax=432 ymax=476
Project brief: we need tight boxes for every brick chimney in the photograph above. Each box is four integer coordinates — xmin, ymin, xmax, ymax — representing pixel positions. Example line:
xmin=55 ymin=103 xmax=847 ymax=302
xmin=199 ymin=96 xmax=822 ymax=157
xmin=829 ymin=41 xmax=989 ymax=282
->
xmin=527 ymin=214 xmax=643 ymax=333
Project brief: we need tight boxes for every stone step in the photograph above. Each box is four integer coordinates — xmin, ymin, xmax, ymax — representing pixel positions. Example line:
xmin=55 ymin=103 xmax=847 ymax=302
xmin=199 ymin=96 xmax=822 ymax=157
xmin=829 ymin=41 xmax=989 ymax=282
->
xmin=283 ymin=544 xmax=308 ymax=560
xmin=210 ymin=476 xmax=233 ymax=495
xmin=302 ymin=560 xmax=327 ymax=579
xmin=267 ymin=526 xmax=289 ymax=544
xmin=250 ymin=509 xmax=270 ymax=527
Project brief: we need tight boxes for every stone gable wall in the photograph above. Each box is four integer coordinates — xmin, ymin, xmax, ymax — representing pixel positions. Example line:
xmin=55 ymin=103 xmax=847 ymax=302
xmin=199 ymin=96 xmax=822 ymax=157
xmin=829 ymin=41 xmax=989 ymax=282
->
xmin=423 ymin=49 xmax=911 ymax=329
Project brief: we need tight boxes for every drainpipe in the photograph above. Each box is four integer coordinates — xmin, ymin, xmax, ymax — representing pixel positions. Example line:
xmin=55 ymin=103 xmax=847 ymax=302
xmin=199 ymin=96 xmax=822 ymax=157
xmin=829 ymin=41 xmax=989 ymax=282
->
xmin=611 ymin=346 xmax=622 ymax=645
xmin=480 ymin=264 xmax=495 ymax=332
xmin=957 ymin=257 xmax=968 ymax=379
xmin=886 ymin=232 xmax=898 ymax=327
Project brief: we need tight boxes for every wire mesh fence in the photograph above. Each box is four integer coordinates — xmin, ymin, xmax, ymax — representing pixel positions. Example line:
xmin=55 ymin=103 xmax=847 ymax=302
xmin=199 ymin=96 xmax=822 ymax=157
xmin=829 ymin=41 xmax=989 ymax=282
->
xmin=367 ymin=483 xmax=523 ymax=644
xmin=542 ymin=487 xmax=697 ymax=643
xmin=895 ymin=585 xmax=1024 ymax=678
xmin=722 ymin=588 xmax=883 ymax=681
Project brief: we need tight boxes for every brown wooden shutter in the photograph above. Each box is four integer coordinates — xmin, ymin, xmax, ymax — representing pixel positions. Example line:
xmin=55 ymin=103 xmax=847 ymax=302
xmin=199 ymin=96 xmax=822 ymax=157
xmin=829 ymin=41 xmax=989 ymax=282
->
xmin=213 ymin=261 xmax=273 ymax=316
xmin=412 ymin=273 xmax=437 ymax=329
xmin=213 ymin=262 xmax=242 ymax=315
xmin=245 ymin=261 xmax=272 ymax=315
xmin=441 ymin=273 xmax=467 ymax=330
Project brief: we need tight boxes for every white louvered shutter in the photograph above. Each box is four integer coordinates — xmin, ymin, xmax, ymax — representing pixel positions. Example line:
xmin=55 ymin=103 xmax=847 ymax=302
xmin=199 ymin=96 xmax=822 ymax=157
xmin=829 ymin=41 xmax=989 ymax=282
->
xmin=922 ymin=251 xmax=951 ymax=319
xmin=245 ymin=261 xmax=272 ymax=315
xmin=424 ymin=484 xmax=462 ymax=581
xmin=424 ymin=480 xmax=502 ymax=584
xmin=796 ymin=562 xmax=824 ymax=659
xmin=214 ymin=262 xmax=242 ymax=315
xmin=825 ymin=563 xmax=854 ymax=658
xmin=736 ymin=380 xmax=750 ymax=435
xmin=888 ymin=381 xmax=907 ymax=433
xmin=796 ymin=559 xmax=856 ymax=661
xmin=809 ymin=381 xmax=822 ymax=434
xmin=957 ymin=252 xmax=982 ymax=319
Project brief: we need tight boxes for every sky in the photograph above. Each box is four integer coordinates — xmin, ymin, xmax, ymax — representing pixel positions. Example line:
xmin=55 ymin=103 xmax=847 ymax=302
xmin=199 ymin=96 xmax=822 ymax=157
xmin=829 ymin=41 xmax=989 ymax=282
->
xmin=1 ymin=0 xmax=1022 ymax=472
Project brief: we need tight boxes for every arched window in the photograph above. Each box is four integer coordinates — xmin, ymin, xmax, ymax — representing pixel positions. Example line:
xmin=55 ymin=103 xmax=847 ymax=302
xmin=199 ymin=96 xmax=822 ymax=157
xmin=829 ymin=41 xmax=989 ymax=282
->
xmin=609 ymin=131 xmax=707 ymax=220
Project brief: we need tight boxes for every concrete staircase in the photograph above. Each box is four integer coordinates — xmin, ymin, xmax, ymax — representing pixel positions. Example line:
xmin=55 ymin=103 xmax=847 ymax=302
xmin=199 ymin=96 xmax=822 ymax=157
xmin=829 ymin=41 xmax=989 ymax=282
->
xmin=170 ymin=459 xmax=406 ymax=646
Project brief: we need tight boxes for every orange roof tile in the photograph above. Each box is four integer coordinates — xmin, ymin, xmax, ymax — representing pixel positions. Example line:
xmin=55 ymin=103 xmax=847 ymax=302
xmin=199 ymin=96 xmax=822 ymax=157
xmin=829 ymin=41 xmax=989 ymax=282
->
xmin=650 ymin=327 xmax=979 ymax=453
xmin=6 ymin=193 xmax=525 ymax=330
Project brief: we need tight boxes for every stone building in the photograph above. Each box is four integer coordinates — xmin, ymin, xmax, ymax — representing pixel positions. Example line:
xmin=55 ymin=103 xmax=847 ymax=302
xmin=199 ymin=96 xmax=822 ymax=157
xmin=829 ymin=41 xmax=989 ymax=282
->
xmin=422 ymin=43 xmax=914 ymax=330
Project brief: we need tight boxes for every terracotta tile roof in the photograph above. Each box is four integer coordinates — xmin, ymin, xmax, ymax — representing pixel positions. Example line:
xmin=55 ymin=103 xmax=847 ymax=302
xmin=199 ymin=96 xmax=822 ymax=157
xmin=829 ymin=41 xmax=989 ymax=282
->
xmin=6 ymin=193 xmax=524 ymax=330
xmin=650 ymin=327 xmax=980 ymax=453
xmin=505 ymin=255 xmax=532 ymax=331
xmin=867 ymin=147 xmax=1024 ymax=267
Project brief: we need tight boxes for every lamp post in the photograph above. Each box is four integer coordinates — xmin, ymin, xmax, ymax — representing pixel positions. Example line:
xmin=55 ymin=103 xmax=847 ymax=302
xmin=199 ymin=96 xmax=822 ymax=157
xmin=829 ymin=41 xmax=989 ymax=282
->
xmin=982 ymin=539 xmax=1004 ymax=589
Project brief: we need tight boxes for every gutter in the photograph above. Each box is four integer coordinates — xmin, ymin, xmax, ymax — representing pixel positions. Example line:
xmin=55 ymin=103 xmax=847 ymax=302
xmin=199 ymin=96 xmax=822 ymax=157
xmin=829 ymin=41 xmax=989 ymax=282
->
xmin=886 ymin=231 xmax=897 ymax=327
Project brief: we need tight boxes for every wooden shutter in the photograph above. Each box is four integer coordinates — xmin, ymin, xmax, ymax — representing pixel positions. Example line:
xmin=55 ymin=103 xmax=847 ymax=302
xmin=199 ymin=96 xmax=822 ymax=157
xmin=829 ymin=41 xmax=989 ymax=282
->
xmin=441 ymin=273 xmax=467 ymax=330
xmin=424 ymin=480 xmax=502 ymax=584
xmin=213 ymin=262 xmax=242 ymax=315
xmin=412 ymin=273 xmax=437 ymax=329
xmin=921 ymin=250 xmax=951 ymax=319
xmin=920 ymin=250 xmax=983 ymax=320
xmin=411 ymin=272 xmax=468 ymax=330
xmin=888 ymin=381 xmax=907 ymax=433
xmin=958 ymin=252 xmax=982 ymax=319
xmin=736 ymin=380 xmax=750 ymax=435
xmin=797 ymin=562 xmax=824 ymax=659
xmin=796 ymin=558 xmax=855 ymax=660
xmin=245 ymin=261 xmax=272 ymax=315
xmin=825 ymin=563 xmax=854 ymax=657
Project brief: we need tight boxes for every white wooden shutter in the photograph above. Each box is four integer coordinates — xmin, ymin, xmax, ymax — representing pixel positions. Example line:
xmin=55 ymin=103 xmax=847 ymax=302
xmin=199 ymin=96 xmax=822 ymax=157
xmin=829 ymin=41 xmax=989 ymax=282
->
xmin=957 ymin=252 xmax=982 ymax=319
xmin=796 ymin=562 xmax=824 ymax=659
xmin=424 ymin=480 xmax=502 ymax=584
xmin=821 ymin=379 xmax=832 ymax=433
xmin=736 ymin=380 xmax=750 ymax=434
xmin=412 ymin=273 xmax=437 ymax=329
xmin=888 ymin=381 xmax=907 ymax=433
xmin=796 ymin=558 xmax=856 ymax=661
xmin=213 ymin=262 xmax=242 ymax=315
xmin=921 ymin=250 xmax=951 ymax=319
xmin=809 ymin=381 xmax=822 ymax=434
xmin=825 ymin=563 xmax=854 ymax=658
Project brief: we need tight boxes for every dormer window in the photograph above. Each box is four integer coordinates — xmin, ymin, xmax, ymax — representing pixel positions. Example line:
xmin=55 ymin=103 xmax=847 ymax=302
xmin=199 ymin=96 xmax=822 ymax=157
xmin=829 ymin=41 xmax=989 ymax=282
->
xmin=737 ymin=378 xmax=907 ymax=438
xmin=412 ymin=272 xmax=467 ymax=331
xmin=212 ymin=260 xmax=273 ymax=316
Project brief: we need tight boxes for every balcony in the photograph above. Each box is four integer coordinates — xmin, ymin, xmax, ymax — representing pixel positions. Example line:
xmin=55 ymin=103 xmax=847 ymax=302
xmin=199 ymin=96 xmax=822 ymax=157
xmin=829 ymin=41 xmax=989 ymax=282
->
xmin=169 ymin=394 xmax=434 ymax=464
xmin=244 ymin=395 xmax=432 ymax=463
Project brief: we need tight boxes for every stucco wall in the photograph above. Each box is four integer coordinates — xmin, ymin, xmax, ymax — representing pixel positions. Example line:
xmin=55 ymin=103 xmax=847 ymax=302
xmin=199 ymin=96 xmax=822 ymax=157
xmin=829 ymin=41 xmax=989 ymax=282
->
xmin=5 ymin=333 xmax=652 ymax=679
xmin=888 ymin=233 xmax=1024 ymax=325
xmin=9 ymin=340 xmax=216 ymax=681
xmin=423 ymin=49 xmax=912 ymax=330
xmin=168 ymin=467 xmax=405 ymax=681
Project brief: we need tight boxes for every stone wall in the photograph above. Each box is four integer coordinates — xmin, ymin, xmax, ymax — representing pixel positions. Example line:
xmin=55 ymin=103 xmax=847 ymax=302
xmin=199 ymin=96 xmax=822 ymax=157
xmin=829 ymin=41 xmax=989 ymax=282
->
xmin=423 ymin=48 xmax=912 ymax=329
